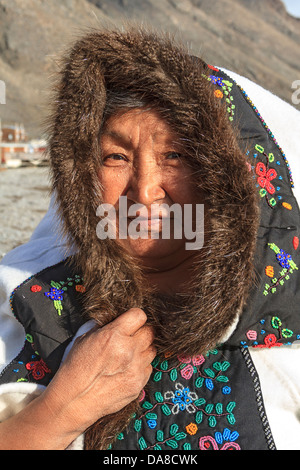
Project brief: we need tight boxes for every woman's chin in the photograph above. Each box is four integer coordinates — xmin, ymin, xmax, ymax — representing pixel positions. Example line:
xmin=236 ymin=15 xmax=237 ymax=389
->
xmin=117 ymin=237 xmax=187 ymax=263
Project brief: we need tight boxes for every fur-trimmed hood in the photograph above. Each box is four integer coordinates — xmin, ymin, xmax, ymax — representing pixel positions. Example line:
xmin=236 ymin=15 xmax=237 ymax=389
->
xmin=47 ymin=27 xmax=260 ymax=448
xmin=48 ymin=27 xmax=259 ymax=353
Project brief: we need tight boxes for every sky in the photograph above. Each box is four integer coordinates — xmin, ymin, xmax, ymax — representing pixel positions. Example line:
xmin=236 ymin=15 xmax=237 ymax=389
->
xmin=282 ymin=0 xmax=300 ymax=18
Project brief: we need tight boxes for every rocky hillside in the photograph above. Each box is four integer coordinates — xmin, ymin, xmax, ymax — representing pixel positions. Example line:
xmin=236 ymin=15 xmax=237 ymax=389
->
xmin=0 ymin=0 xmax=299 ymax=137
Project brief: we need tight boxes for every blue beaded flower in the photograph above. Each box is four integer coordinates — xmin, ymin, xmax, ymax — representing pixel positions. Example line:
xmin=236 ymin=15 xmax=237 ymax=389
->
xmin=44 ymin=287 xmax=64 ymax=301
xmin=276 ymin=249 xmax=292 ymax=269
xmin=164 ymin=383 xmax=198 ymax=414
xmin=209 ymin=75 xmax=225 ymax=87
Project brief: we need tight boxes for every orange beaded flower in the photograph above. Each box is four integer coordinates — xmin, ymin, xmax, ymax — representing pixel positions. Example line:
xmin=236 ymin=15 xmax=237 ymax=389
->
xmin=265 ymin=265 xmax=274 ymax=278
xmin=186 ymin=422 xmax=198 ymax=436
xmin=75 ymin=284 xmax=86 ymax=293
xmin=214 ymin=89 xmax=223 ymax=99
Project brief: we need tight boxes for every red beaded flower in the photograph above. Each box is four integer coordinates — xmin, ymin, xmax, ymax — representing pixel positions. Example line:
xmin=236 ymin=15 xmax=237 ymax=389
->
xmin=253 ymin=334 xmax=282 ymax=349
xmin=26 ymin=359 xmax=51 ymax=380
xmin=255 ymin=162 xmax=277 ymax=194
xmin=30 ymin=285 xmax=42 ymax=293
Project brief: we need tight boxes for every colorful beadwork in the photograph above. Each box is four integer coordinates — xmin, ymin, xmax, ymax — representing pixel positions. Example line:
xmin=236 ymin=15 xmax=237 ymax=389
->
xmin=265 ymin=266 xmax=274 ymax=278
xmin=165 ymin=383 xmax=198 ymax=414
xmin=293 ymin=236 xmax=299 ymax=250
xmin=204 ymin=74 xmax=235 ymax=121
xmin=237 ymin=86 xmax=294 ymax=189
xmin=127 ymin=349 xmax=240 ymax=450
xmin=199 ymin=428 xmax=240 ymax=450
xmin=248 ymin=144 xmax=282 ymax=208
xmin=186 ymin=422 xmax=198 ymax=435
xmin=43 ymin=275 xmax=84 ymax=316
xmin=242 ymin=315 xmax=298 ymax=349
xmin=25 ymin=358 xmax=51 ymax=381
xmin=206 ymin=70 xmax=294 ymax=192
xmin=282 ymin=202 xmax=292 ymax=210
xmin=255 ymin=161 xmax=277 ymax=195
xmin=30 ymin=285 xmax=42 ymax=293
xmin=263 ymin=243 xmax=298 ymax=295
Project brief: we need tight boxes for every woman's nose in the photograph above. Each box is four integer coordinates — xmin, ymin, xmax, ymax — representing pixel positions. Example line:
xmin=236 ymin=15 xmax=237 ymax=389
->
xmin=126 ymin=163 xmax=166 ymax=206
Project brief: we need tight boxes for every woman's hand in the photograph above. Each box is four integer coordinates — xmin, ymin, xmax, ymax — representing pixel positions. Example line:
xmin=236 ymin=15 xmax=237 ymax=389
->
xmin=40 ymin=308 xmax=156 ymax=440
xmin=0 ymin=308 xmax=156 ymax=450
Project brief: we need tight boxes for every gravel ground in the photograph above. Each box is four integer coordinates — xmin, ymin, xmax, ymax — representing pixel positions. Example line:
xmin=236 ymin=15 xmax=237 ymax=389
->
xmin=0 ymin=166 xmax=51 ymax=261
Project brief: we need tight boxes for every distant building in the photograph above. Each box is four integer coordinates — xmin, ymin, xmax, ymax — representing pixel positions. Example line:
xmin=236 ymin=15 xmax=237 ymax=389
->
xmin=0 ymin=121 xmax=47 ymax=166
xmin=1 ymin=122 xmax=27 ymax=143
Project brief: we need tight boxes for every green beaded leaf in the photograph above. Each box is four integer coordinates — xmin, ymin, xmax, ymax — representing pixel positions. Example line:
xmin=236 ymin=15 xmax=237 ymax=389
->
xmin=166 ymin=439 xmax=178 ymax=449
xmin=206 ymin=349 xmax=218 ymax=356
xmin=161 ymin=404 xmax=171 ymax=416
xmin=151 ymin=357 xmax=160 ymax=368
xmin=195 ymin=377 xmax=204 ymax=388
xmin=208 ymin=416 xmax=217 ymax=428
xmin=255 ymin=144 xmax=264 ymax=153
xmin=221 ymin=361 xmax=231 ymax=371
xmin=142 ymin=401 xmax=153 ymax=410
xmin=226 ymin=401 xmax=236 ymax=413
xmin=227 ymin=413 xmax=236 ymax=425
xmin=215 ymin=403 xmax=223 ymax=415
xmin=169 ymin=368 xmax=178 ymax=382
xmin=26 ymin=334 xmax=33 ymax=343
xmin=194 ymin=398 xmax=206 ymax=407
xmin=170 ymin=424 xmax=179 ymax=436
xmin=216 ymin=375 xmax=229 ymax=383
xmin=153 ymin=371 xmax=162 ymax=382
xmin=195 ymin=411 xmax=203 ymax=424
xmin=205 ymin=403 xmax=214 ymax=414
xmin=51 ymin=281 xmax=61 ymax=288
xmin=146 ymin=412 xmax=157 ymax=420
xmin=204 ymin=368 xmax=215 ymax=378
xmin=134 ymin=420 xmax=142 ymax=432
xmin=156 ymin=430 xmax=164 ymax=442
xmin=174 ymin=432 xmax=187 ymax=441
xmin=282 ymin=328 xmax=293 ymax=338
xmin=154 ymin=392 xmax=164 ymax=403
xmin=138 ymin=437 xmax=147 ymax=450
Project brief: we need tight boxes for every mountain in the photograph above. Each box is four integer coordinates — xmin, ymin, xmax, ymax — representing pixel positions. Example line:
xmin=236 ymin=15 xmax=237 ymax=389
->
xmin=0 ymin=0 xmax=299 ymax=138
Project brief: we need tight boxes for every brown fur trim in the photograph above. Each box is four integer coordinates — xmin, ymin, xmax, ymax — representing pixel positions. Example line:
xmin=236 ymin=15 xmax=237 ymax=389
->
xmin=47 ymin=27 xmax=260 ymax=449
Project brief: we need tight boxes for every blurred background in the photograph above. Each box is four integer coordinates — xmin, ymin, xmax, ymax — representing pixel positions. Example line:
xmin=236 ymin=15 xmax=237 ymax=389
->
xmin=0 ymin=0 xmax=299 ymax=259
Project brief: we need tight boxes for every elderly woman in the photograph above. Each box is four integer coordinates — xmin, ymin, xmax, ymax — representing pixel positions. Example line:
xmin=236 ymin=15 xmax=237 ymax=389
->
xmin=0 ymin=27 xmax=299 ymax=450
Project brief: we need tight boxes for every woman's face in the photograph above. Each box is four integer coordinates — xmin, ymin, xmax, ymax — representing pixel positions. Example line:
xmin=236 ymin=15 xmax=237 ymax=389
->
xmin=99 ymin=108 xmax=202 ymax=270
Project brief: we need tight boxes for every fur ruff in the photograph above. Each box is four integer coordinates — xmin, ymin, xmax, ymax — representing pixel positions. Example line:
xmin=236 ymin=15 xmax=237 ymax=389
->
xmin=47 ymin=27 xmax=260 ymax=449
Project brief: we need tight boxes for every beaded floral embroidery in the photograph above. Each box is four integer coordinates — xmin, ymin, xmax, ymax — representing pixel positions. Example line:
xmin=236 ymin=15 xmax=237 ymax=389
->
xmin=263 ymin=243 xmax=298 ymax=296
xmin=241 ymin=315 xmax=299 ymax=349
xmin=246 ymin=144 xmax=281 ymax=208
xmin=206 ymin=66 xmax=294 ymax=189
xmin=31 ymin=274 xmax=85 ymax=316
xmin=5 ymin=267 xmax=85 ymax=383
xmin=26 ymin=358 xmax=51 ymax=381
xmin=9 ymin=333 xmax=52 ymax=383
xmin=114 ymin=350 xmax=240 ymax=451
xmin=205 ymin=74 xmax=235 ymax=121
xmin=199 ymin=428 xmax=241 ymax=450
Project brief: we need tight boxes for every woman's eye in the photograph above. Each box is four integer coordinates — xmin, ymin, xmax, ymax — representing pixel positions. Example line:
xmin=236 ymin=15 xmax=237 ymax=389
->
xmin=102 ymin=154 xmax=128 ymax=164
xmin=104 ymin=154 xmax=125 ymax=160
xmin=165 ymin=152 xmax=183 ymax=161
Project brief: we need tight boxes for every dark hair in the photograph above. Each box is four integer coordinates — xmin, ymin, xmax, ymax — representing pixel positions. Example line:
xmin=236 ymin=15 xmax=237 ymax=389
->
xmin=101 ymin=90 xmax=170 ymax=129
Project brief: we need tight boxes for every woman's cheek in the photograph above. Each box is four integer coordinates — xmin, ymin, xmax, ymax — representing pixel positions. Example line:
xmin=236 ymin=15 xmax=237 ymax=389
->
xmin=99 ymin=170 xmax=128 ymax=206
